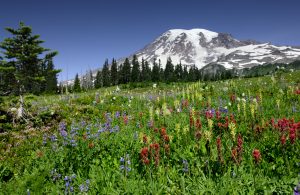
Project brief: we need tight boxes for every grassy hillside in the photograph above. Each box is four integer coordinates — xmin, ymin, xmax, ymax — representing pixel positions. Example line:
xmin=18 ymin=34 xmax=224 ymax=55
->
xmin=0 ymin=71 xmax=300 ymax=194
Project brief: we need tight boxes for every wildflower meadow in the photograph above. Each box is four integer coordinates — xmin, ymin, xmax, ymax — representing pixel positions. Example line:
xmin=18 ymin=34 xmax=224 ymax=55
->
xmin=1 ymin=71 xmax=300 ymax=194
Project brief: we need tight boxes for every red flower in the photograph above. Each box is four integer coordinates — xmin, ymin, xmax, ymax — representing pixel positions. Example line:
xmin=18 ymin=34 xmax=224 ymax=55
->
xmin=196 ymin=118 xmax=202 ymax=130
xmin=252 ymin=149 xmax=261 ymax=163
xmin=143 ymin=135 xmax=148 ymax=144
xmin=160 ymin=127 xmax=167 ymax=136
xmin=289 ymin=127 xmax=296 ymax=144
xmin=164 ymin=144 xmax=170 ymax=154
xmin=163 ymin=134 xmax=170 ymax=143
xmin=195 ymin=130 xmax=201 ymax=140
xmin=189 ymin=116 xmax=194 ymax=128
xmin=216 ymin=137 xmax=224 ymax=163
xmin=140 ymin=147 xmax=150 ymax=165
xmin=237 ymin=134 xmax=243 ymax=161
xmin=280 ymin=134 xmax=286 ymax=145
xmin=231 ymin=147 xmax=238 ymax=164
xmin=216 ymin=111 xmax=221 ymax=120
xmin=230 ymin=94 xmax=236 ymax=103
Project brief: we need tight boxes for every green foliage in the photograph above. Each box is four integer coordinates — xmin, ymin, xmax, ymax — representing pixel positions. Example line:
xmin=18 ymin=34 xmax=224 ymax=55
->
xmin=1 ymin=70 xmax=300 ymax=193
xmin=131 ymin=55 xmax=140 ymax=82
xmin=102 ymin=59 xmax=111 ymax=87
xmin=73 ymin=73 xmax=81 ymax=92
xmin=0 ymin=22 xmax=59 ymax=95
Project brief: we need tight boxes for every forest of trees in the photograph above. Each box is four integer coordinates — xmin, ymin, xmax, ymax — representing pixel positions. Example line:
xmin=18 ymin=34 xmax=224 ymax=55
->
xmin=72 ymin=56 xmax=234 ymax=92
xmin=0 ymin=22 xmax=60 ymax=95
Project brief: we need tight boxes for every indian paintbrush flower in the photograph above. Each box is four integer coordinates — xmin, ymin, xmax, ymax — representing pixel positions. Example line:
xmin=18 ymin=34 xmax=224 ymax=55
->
xmin=252 ymin=149 xmax=261 ymax=164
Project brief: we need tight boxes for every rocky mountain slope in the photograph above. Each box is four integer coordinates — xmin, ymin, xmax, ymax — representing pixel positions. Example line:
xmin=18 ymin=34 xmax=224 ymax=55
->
xmin=123 ymin=28 xmax=300 ymax=69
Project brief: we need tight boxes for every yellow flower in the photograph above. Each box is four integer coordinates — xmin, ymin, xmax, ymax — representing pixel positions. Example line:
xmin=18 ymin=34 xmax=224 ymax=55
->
xmin=229 ymin=122 xmax=236 ymax=140
xmin=207 ymin=119 xmax=213 ymax=131
xmin=250 ymin=103 xmax=255 ymax=119
xmin=155 ymin=108 xmax=160 ymax=119
xmin=276 ymin=99 xmax=280 ymax=109
xmin=183 ymin=125 xmax=189 ymax=135
xmin=149 ymin=106 xmax=153 ymax=120
xmin=139 ymin=132 xmax=144 ymax=144
xmin=204 ymin=130 xmax=212 ymax=141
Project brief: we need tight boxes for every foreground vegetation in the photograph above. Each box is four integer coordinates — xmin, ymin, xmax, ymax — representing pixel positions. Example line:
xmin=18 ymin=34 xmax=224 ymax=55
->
xmin=1 ymin=70 xmax=300 ymax=194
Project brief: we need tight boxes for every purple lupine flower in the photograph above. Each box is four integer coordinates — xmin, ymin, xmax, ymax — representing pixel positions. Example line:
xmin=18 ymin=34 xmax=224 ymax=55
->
xmin=50 ymin=135 xmax=57 ymax=142
xmin=115 ymin=111 xmax=120 ymax=118
xmin=182 ymin=160 xmax=188 ymax=173
xmin=59 ymin=122 xmax=66 ymax=132
xmin=42 ymin=134 xmax=47 ymax=145
xmin=120 ymin=154 xmax=131 ymax=174
xmin=79 ymin=179 xmax=90 ymax=192
xmin=60 ymin=129 xmax=68 ymax=138
xmin=295 ymin=176 xmax=300 ymax=195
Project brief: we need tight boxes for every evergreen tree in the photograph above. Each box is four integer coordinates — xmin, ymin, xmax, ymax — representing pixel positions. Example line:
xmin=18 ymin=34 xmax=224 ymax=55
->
xmin=164 ymin=57 xmax=174 ymax=83
xmin=102 ymin=59 xmax=111 ymax=87
xmin=0 ymin=22 xmax=59 ymax=95
xmin=183 ymin=65 xmax=189 ymax=81
xmin=140 ymin=58 xmax=146 ymax=82
xmin=44 ymin=52 xmax=60 ymax=93
xmin=73 ymin=73 xmax=81 ymax=92
xmin=151 ymin=58 xmax=160 ymax=82
xmin=158 ymin=59 xmax=164 ymax=82
xmin=174 ymin=62 xmax=183 ymax=82
xmin=0 ymin=56 xmax=15 ymax=95
xmin=144 ymin=60 xmax=152 ymax=82
xmin=110 ymin=58 xmax=118 ymax=85
xmin=121 ymin=58 xmax=131 ymax=84
xmin=131 ymin=55 xmax=140 ymax=82
xmin=95 ymin=70 xmax=103 ymax=89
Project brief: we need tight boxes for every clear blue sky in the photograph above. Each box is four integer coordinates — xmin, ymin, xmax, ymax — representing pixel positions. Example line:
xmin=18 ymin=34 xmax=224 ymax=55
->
xmin=1 ymin=0 xmax=300 ymax=81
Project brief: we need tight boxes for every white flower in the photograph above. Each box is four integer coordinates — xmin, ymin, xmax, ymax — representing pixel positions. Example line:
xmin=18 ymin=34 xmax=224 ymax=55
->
xmin=116 ymin=86 xmax=120 ymax=92
xmin=153 ymin=83 xmax=157 ymax=88
xmin=242 ymin=93 xmax=245 ymax=97
xmin=228 ymin=102 xmax=231 ymax=106
xmin=237 ymin=97 xmax=241 ymax=102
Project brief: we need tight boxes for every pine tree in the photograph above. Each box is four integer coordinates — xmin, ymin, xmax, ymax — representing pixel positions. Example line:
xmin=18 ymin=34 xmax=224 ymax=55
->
xmin=73 ymin=73 xmax=81 ymax=92
xmin=188 ymin=65 xmax=197 ymax=82
xmin=164 ymin=57 xmax=174 ymax=83
xmin=121 ymin=58 xmax=131 ymax=84
xmin=44 ymin=52 xmax=60 ymax=93
xmin=0 ymin=22 xmax=59 ymax=95
xmin=174 ymin=62 xmax=183 ymax=82
xmin=151 ymin=58 xmax=160 ymax=82
xmin=110 ymin=58 xmax=118 ymax=85
xmin=0 ymin=56 xmax=16 ymax=95
xmin=183 ymin=65 xmax=189 ymax=81
xmin=102 ymin=59 xmax=111 ymax=87
xmin=144 ymin=60 xmax=152 ymax=82
xmin=158 ymin=59 xmax=164 ymax=82
xmin=141 ymin=58 xmax=146 ymax=82
xmin=131 ymin=55 xmax=140 ymax=82
xmin=95 ymin=70 xmax=103 ymax=89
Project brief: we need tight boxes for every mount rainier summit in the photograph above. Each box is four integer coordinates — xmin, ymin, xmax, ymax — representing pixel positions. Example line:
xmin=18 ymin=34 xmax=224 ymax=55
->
xmin=123 ymin=28 xmax=300 ymax=69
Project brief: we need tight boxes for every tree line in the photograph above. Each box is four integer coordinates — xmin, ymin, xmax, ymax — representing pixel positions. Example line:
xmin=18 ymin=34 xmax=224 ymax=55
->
xmin=0 ymin=22 xmax=60 ymax=95
xmin=71 ymin=56 xmax=234 ymax=92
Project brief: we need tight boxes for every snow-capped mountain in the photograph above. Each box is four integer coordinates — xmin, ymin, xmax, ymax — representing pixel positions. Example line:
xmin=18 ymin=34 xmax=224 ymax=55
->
xmin=123 ymin=28 xmax=300 ymax=69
